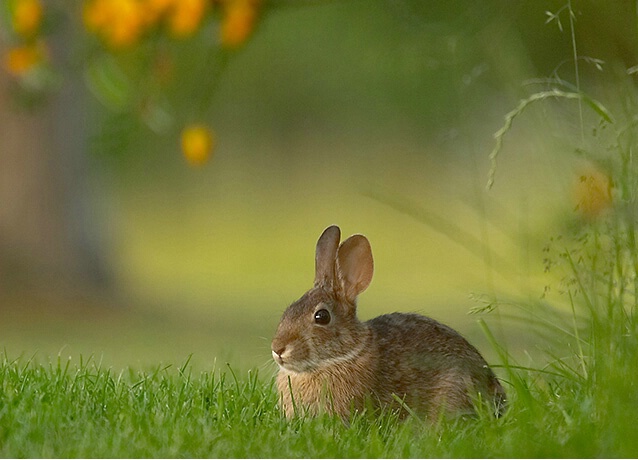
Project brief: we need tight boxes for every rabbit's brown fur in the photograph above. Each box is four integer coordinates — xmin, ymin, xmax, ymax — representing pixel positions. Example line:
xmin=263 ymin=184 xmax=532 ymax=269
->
xmin=272 ymin=225 xmax=506 ymax=420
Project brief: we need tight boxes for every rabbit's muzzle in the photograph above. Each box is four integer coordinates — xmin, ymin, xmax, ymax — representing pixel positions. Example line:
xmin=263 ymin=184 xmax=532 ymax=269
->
xmin=271 ymin=340 xmax=315 ymax=373
xmin=272 ymin=348 xmax=285 ymax=367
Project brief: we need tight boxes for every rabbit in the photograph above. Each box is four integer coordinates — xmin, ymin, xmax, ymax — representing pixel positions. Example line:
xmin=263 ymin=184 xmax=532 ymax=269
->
xmin=271 ymin=225 xmax=506 ymax=421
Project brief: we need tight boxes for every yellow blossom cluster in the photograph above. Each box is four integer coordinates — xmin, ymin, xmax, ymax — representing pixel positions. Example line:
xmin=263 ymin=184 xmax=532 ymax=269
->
xmin=573 ymin=165 xmax=613 ymax=220
xmin=11 ymin=0 xmax=42 ymax=38
xmin=3 ymin=0 xmax=48 ymax=77
xmin=80 ymin=0 xmax=262 ymax=165
xmin=181 ymin=124 xmax=215 ymax=166
xmin=2 ymin=0 xmax=262 ymax=166
xmin=220 ymin=0 xmax=261 ymax=49
xmin=83 ymin=0 xmax=207 ymax=47
xmin=83 ymin=0 xmax=261 ymax=49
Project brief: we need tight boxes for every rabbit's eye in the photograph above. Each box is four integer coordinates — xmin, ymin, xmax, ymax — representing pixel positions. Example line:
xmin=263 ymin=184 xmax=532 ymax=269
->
xmin=314 ymin=309 xmax=331 ymax=325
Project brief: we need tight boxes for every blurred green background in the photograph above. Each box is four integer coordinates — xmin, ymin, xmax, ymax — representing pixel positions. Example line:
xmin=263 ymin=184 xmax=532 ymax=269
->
xmin=1 ymin=0 xmax=635 ymax=372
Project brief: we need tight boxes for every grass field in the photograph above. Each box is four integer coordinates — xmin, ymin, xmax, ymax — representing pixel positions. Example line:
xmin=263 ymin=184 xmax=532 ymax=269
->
xmin=1 ymin=309 xmax=637 ymax=459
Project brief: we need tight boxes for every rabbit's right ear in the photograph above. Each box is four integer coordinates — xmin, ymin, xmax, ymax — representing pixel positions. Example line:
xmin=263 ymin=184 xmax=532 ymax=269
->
xmin=336 ymin=234 xmax=373 ymax=303
xmin=314 ymin=225 xmax=341 ymax=288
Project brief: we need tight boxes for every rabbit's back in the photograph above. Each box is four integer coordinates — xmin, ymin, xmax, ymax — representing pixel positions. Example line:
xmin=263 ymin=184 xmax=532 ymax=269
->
xmin=367 ymin=313 xmax=505 ymax=418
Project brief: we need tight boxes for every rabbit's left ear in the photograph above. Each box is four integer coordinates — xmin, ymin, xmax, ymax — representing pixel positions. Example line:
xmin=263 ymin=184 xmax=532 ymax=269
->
xmin=314 ymin=225 xmax=341 ymax=289
xmin=336 ymin=234 xmax=374 ymax=303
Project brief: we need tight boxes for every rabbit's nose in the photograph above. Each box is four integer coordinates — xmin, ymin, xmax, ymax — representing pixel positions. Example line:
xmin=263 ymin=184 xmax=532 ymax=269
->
xmin=272 ymin=346 xmax=287 ymax=364
xmin=272 ymin=346 xmax=285 ymax=358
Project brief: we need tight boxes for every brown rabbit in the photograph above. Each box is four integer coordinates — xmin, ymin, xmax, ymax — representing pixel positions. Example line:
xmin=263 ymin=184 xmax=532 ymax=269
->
xmin=271 ymin=225 xmax=506 ymax=421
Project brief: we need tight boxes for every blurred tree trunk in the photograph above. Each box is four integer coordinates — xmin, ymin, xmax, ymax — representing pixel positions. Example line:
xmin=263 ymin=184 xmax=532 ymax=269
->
xmin=0 ymin=32 xmax=109 ymax=292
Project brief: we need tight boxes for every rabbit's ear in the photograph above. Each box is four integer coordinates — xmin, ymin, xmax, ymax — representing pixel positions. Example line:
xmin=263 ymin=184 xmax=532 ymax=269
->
xmin=314 ymin=225 xmax=341 ymax=288
xmin=336 ymin=234 xmax=374 ymax=303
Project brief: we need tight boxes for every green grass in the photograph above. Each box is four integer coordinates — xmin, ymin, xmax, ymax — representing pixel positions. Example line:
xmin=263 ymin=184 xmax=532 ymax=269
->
xmin=0 ymin=355 xmax=631 ymax=458
xmin=1 ymin=308 xmax=637 ymax=460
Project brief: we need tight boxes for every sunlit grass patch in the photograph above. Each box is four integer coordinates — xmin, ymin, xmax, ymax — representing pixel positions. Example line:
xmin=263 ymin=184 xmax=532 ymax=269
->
xmin=1 ymin=338 xmax=637 ymax=458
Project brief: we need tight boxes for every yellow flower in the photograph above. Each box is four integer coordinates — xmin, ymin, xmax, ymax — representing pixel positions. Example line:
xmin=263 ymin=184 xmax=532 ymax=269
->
xmin=83 ymin=0 xmax=111 ymax=33
xmin=142 ymin=0 xmax=174 ymax=26
xmin=108 ymin=1 xmax=146 ymax=48
xmin=181 ymin=124 xmax=214 ymax=166
xmin=167 ymin=0 xmax=208 ymax=39
xmin=83 ymin=0 xmax=146 ymax=49
xmin=11 ymin=0 xmax=43 ymax=39
xmin=573 ymin=166 xmax=612 ymax=220
xmin=4 ymin=42 xmax=46 ymax=76
xmin=220 ymin=0 xmax=260 ymax=49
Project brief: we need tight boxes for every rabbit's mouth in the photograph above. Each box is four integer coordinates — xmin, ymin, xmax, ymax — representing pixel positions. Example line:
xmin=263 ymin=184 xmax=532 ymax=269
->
xmin=272 ymin=349 xmax=285 ymax=367
xmin=272 ymin=350 xmax=317 ymax=373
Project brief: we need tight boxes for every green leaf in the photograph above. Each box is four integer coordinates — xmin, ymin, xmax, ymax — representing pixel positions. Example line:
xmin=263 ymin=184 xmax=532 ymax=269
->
xmin=84 ymin=55 xmax=133 ymax=112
